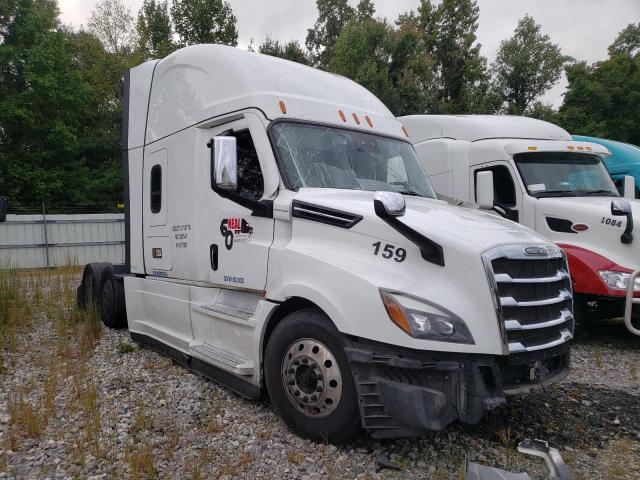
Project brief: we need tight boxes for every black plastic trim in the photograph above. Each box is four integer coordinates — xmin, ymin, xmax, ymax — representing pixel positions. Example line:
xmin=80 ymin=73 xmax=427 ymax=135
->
xmin=291 ymin=200 xmax=362 ymax=229
xmin=130 ymin=332 xmax=262 ymax=399
xmin=374 ymin=200 xmax=444 ymax=266
xmin=208 ymin=136 xmax=274 ymax=218
xmin=121 ymin=69 xmax=131 ymax=272
xmin=546 ymin=217 xmax=576 ymax=234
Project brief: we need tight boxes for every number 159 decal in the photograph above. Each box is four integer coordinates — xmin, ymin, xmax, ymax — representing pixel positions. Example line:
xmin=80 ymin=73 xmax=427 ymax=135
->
xmin=372 ymin=241 xmax=406 ymax=262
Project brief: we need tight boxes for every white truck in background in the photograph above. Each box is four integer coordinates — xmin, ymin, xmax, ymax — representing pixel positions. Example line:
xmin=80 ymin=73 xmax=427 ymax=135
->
xmin=401 ymin=115 xmax=640 ymax=335
xmin=77 ymin=46 xmax=574 ymax=442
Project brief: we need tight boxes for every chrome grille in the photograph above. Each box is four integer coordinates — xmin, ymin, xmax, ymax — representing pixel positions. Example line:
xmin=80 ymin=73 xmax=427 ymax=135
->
xmin=483 ymin=245 xmax=574 ymax=353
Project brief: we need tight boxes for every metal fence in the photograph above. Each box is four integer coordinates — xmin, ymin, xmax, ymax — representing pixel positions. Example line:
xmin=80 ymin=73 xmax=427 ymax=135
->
xmin=0 ymin=214 xmax=125 ymax=269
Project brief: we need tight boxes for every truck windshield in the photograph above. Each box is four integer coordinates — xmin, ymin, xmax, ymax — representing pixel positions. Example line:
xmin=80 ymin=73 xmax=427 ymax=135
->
xmin=270 ymin=122 xmax=437 ymax=198
xmin=514 ymin=152 xmax=619 ymax=198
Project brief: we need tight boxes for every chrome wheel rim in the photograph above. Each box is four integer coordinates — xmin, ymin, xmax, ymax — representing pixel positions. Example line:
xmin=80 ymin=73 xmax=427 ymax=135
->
xmin=281 ymin=338 xmax=343 ymax=418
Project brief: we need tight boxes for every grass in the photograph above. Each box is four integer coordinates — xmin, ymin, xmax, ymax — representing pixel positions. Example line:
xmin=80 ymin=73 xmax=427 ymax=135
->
xmin=0 ymin=264 xmax=112 ymax=477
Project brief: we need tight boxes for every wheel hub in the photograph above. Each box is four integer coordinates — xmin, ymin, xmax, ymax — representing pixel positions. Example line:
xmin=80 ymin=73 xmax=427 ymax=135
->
xmin=281 ymin=338 xmax=342 ymax=418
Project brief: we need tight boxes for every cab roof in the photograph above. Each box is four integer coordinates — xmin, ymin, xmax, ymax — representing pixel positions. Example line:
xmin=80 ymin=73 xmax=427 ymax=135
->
xmin=572 ymin=135 xmax=640 ymax=166
xmin=400 ymin=115 xmax=572 ymax=143
xmin=140 ymin=44 xmax=402 ymax=144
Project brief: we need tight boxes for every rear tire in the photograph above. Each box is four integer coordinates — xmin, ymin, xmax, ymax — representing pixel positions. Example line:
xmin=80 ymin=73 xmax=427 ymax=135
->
xmin=100 ymin=270 xmax=127 ymax=329
xmin=264 ymin=308 xmax=361 ymax=443
xmin=81 ymin=262 xmax=111 ymax=307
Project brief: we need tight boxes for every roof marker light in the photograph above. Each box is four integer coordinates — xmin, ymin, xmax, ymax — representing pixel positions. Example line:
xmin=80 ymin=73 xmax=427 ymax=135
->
xmin=279 ymin=101 xmax=287 ymax=114
xmin=365 ymin=116 xmax=373 ymax=127
xmin=568 ymin=145 xmax=575 ymax=150
xmin=352 ymin=113 xmax=360 ymax=125
xmin=402 ymin=126 xmax=409 ymax=138
xmin=577 ymin=146 xmax=584 ymax=151
xmin=528 ymin=146 xmax=538 ymax=151
xmin=586 ymin=146 xmax=592 ymax=151
xmin=339 ymin=110 xmax=346 ymax=122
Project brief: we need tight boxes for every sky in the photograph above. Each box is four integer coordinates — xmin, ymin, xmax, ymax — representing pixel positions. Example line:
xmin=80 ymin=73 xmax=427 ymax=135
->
xmin=57 ymin=0 xmax=640 ymax=107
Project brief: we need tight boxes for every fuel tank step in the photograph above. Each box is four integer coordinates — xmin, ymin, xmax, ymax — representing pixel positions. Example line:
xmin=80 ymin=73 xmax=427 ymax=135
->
xmin=190 ymin=343 xmax=254 ymax=376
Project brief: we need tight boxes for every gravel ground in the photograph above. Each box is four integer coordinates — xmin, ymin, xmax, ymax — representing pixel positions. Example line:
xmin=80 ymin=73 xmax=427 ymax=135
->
xmin=1 ymin=273 xmax=639 ymax=479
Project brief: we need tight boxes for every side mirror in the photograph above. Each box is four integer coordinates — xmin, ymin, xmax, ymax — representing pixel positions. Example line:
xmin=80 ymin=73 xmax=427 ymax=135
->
xmin=373 ymin=191 xmax=406 ymax=217
xmin=623 ymin=175 xmax=635 ymax=199
xmin=611 ymin=198 xmax=631 ymax=216
xmin=476 ymin=171 xmax=495 ymax=210
xmin=611 ymin=198 xmax=634 ymax=244
xmin=0 ymin=197 xmax=7 ymax=223
xmin=211 ymin=136 xmax=237 ymax=191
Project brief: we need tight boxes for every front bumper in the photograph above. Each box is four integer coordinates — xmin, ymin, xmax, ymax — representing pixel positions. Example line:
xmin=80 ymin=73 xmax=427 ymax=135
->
xmin=345 ymin=338 xmax=570 ymax=439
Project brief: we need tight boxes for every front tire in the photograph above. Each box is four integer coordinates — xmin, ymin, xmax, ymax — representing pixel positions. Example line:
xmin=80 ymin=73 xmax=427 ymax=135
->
xmin=264 ymin=309 xmax=361 ymax=443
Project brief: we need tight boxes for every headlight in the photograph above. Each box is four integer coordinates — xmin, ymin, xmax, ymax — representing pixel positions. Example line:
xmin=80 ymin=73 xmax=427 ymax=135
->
xmin=380 ymin=290 xmax=474 ymax=344
xmin=598 ymin=270 xmax=640 ymax=292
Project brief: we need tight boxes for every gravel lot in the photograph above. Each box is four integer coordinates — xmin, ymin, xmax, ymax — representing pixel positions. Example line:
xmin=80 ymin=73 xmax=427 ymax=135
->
xmin=1 ymin=272 xmax=639 ymax=479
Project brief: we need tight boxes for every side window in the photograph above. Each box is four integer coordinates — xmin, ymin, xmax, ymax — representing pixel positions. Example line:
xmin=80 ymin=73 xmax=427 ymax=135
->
xmin=233 ymin=130 xmax=264 ymax=201
xmin=475 ymin=166 xmax=516 ymax=207
xmin=150 ymin=164 xmax=162 ymax=213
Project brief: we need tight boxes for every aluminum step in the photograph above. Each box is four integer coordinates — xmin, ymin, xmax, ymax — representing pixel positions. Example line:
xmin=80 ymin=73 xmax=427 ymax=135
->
xmin=190 ymin=343 xmax=254 ymax=376
xmin=194 ymin=302 xmax=254 ymax=321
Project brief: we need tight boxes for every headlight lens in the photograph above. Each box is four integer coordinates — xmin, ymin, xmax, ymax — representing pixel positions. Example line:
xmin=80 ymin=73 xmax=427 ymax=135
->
xmin=380 ymin=290 xmax=474 ymax=344
xmin=598 ymin=270 xmax=640 ymax=292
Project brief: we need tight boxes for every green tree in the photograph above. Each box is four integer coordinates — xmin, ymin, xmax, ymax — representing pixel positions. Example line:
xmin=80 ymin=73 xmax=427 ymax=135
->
xmin=398 ymin=0 xmax=493 ymax=113
xmin=87 ymin=0 xmax=137 ymax=56
xmin=136 ymin=0 xmax=175 ymax=59
xmin=258 ymin=36 xmax=309 ymax=65
xmin=305 ymin=0 xmax=373 ymax=69
xmin=525 ymin=101 xmax=559 ymax=124
xmin=330 ymin=17 xmax=437 ymax=116
xmin=560 ymin=25 xmax=640 ymax=144
xmin=170 ymin=0 xmax=237 ymax=47
xmin=0 ymin=0 xmax=120 ymax=209
xmin=608 ymin=23 xmax=640 ymax=57
xmin=492 ymin=15 xmax=569 ymax=115
xmin=306 ymin=0 xmax=354 ymax=68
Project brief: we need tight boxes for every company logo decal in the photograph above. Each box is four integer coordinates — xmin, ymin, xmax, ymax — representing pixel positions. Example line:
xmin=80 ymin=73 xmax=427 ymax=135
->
xmin=220 ymin=217 xmax=253 ymax=250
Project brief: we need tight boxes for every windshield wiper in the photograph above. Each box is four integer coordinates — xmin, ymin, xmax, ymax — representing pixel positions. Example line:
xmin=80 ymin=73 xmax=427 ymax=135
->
xmin=533 ymin=190 xmax=579 ymax=198
xmin=397 ymin=190 xmax=423 ymax=197
xmin=580 ymin=189 xmax=617 ymax=196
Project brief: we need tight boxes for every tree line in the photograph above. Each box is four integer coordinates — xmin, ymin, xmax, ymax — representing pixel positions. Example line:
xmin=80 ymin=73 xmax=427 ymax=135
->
xmin=1 ymin=0 xmax=639 ymax=211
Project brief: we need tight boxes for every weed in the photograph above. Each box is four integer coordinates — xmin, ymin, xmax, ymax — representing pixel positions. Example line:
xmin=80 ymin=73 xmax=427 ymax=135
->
xmin=594 ymin=347 xmax=602 ymax=369
xmin=164 ymin=428 xmax=180 ymax=461
xmin=630 ymin=357 xmax=638 ymax=383
xmin=118 ymin=339 xmax=136 ymax=354
xmin=286 ymin=450 xmax=302 ymax=465
xmin=126 ymin=442 xmax=157 ymax=480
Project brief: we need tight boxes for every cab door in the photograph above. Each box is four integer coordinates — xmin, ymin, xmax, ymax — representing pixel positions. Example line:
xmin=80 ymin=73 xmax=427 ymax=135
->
xmin=471 ymin=162 xmax=523 ymax=223
xmin=187 ymin=115 xmax=275 ymax=379
xmin=196 ymin=117 xmax=274 ymax=291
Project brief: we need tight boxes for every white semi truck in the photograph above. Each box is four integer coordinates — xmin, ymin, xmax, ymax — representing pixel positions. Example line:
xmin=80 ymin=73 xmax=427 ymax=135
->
xmin=401 ymin=115 xmax=640 ymax=335
xmin=78 ymin=46 xmax=574 ymax=442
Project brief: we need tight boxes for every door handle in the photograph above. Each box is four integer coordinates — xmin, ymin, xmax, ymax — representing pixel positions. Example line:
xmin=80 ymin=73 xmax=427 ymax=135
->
xmin=210 ymin=244 xmax=218 ymax=271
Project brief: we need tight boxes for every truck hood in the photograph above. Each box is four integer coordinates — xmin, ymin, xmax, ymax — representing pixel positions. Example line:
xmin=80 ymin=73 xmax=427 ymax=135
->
xmin=536 ymin=196 xmax=640 ymax=269
xmin=294 ymin=188 xmax=550 ymax=256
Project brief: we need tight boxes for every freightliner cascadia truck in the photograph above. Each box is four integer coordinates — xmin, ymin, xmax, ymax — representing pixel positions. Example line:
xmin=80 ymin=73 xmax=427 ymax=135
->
xmin=401 ymin=115 xmax=640 ymax=335
xmin=78 ymin=46 xmax=575 ymax=442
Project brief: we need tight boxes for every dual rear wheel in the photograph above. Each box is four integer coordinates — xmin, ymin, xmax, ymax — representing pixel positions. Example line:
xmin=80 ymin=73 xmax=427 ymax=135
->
xmin=79 ymin=263 xmax=127 ymax=329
